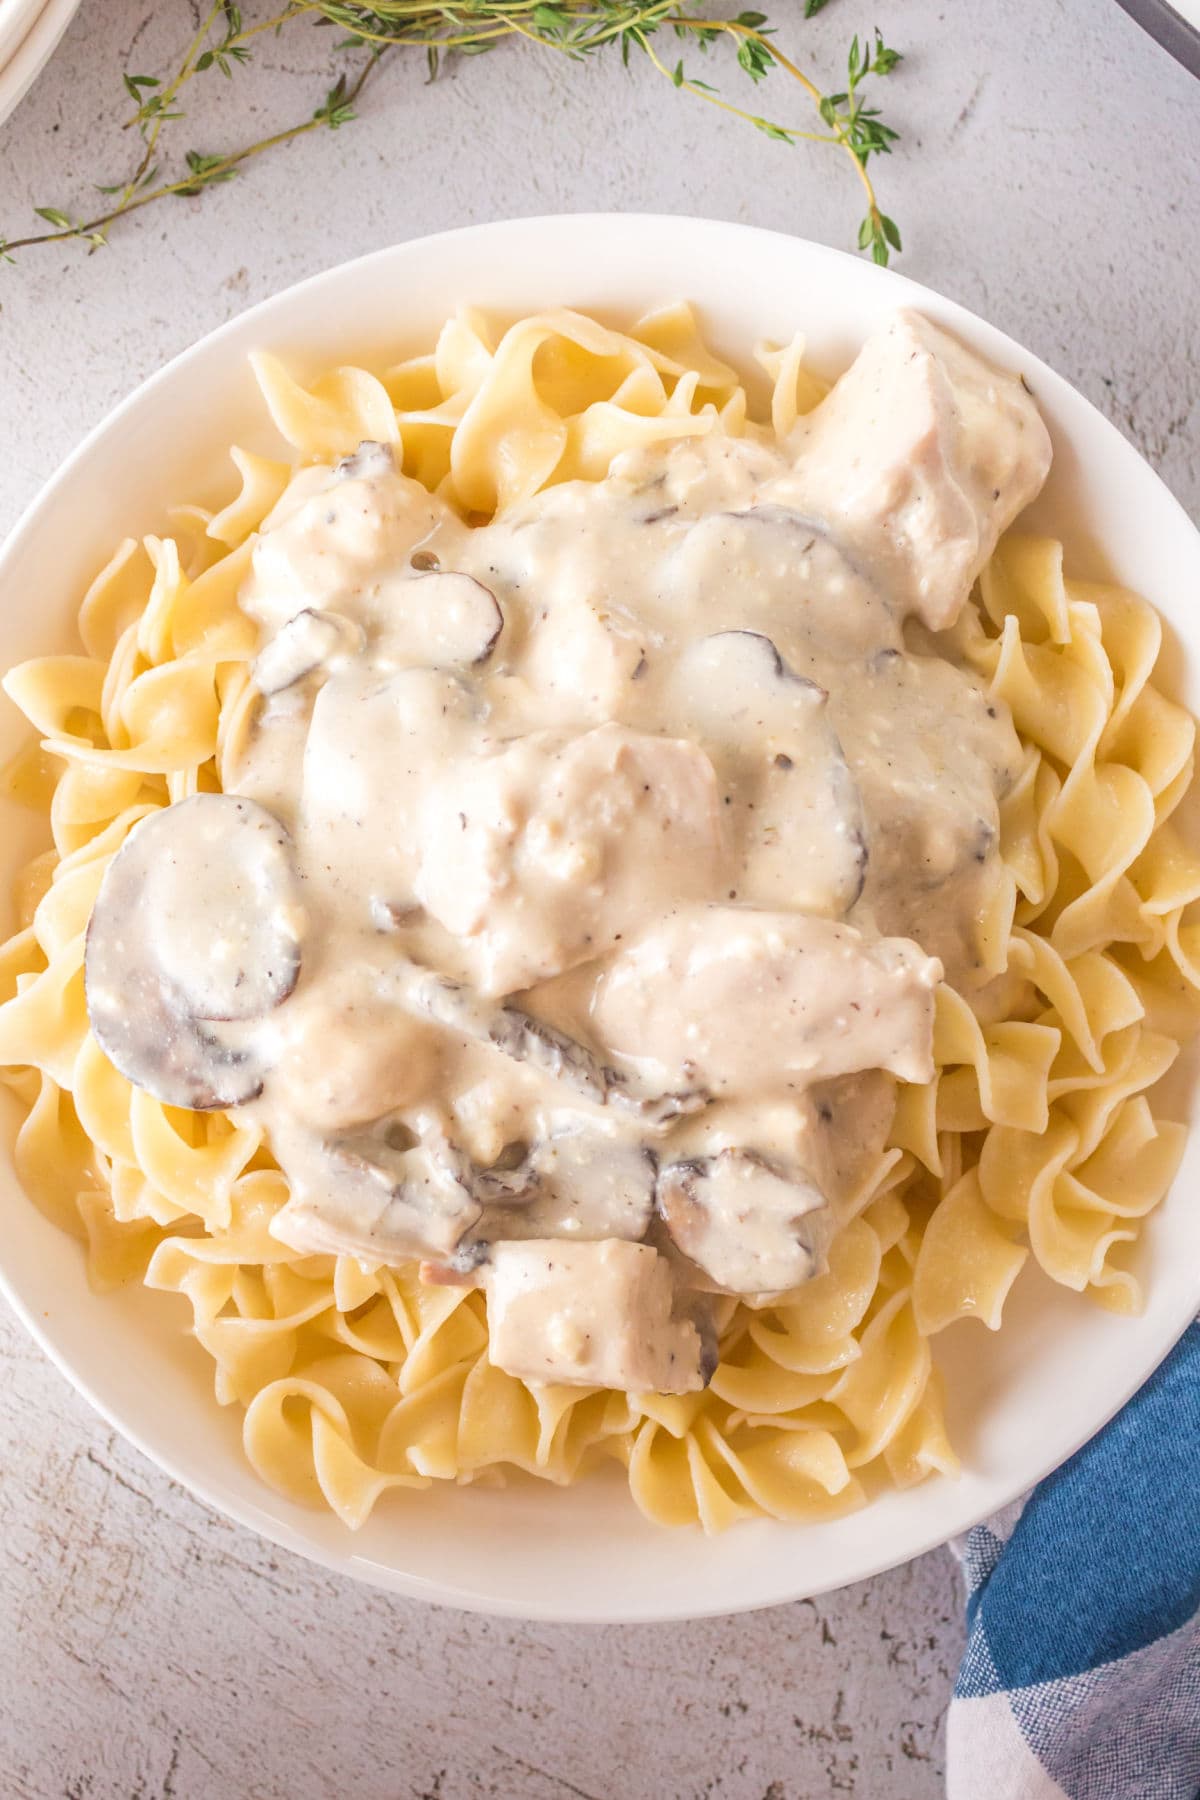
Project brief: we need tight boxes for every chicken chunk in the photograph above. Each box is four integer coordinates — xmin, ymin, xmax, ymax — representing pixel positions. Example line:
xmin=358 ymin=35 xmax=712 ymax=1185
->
xmin=784 ymin=311 xmax=1052 ymax=629
xmin=483 ymin=1239 xmax=711 ymax=1392
xmin=267 ymin=996 xmax=441 ymax=1132
xmin=593 ymin=905 xmax=941 ymax=1097
xmin=519 ymin=593 xmax=650 ymax=726
xmin=416 ymin=722 xmax=723 ymax=995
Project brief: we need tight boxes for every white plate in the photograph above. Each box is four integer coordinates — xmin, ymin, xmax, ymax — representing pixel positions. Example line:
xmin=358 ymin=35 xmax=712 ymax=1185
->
xmin=0 ymin=0 xmax=80 ymax=128
xmin=2 ymin=216 xmax=1199 ymax=1622
xmin=0 ymin=0 xmax=49 ymax=73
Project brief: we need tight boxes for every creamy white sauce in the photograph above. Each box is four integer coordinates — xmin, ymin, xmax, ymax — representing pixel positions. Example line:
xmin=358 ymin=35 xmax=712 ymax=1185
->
xmin=84 ymin=310 xmax=1052 ymax=1395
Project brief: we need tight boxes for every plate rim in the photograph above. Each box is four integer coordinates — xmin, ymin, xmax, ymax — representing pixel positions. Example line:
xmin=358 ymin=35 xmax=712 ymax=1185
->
xmin=0 ymin=0 xmax=50 ymax=75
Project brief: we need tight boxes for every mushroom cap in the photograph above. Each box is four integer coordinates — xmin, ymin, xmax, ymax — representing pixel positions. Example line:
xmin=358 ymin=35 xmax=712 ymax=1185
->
xmin=466 ymin=1131 xmax=658 ymax=1247
xmin=387 ymin=571 xmax=504 ymax=668
xmin=269 ymin=1126 xmax=482 ymax=1262
xmin=252 ymin=608 xmax=365 ymax=696
xmin=671 ymin=506 xmax=896 ymax=669
xmin=398 ymin=961 xmax=709 ymax=1129
xmin=84 ymin=794 xmax=303 ymax=1110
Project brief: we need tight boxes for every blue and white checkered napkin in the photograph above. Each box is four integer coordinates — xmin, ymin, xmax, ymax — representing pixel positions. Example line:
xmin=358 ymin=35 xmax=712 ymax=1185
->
xmin=947 ymin=1322 xmax=1200 ymax=1800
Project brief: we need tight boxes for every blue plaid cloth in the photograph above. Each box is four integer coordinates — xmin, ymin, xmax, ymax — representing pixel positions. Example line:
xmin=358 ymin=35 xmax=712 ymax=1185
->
xmin=948 ymin=1323 xmax=1200 ymax=1799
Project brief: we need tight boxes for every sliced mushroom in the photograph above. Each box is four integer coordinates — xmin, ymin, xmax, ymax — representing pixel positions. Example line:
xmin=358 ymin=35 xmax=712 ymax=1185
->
xmin=398 ymin=962 xmax=708 ymax=1127
xmin=387 ymin=571 xmax=504 ymax=667
xmin=419 ymin=1131 xmax=659 ymax=1283
xmin=252 ymin=609 xmax=365 ymax=696
xmin=669 ymin=507 xmax=896 ymax=667
xmin=669 ymin=629 xmax=867 ymax=916
xmin=832 ymin=649 xmax=1019 ymax=969
xmin=333 ymin=440 xmax=395 ymax=482
xmin=621 ymin=1086 xmax=709 ymax=1129
xmin=467 ymin=1132 xmax=657 ymax=1246
xmin=657 ymin=1151 xmax=829 ymax=1294
xmin=268 ymin=1125 xmax=482 ymax=1262
xmin=408 ymin=968 xmax=607 ymax=1101
xmin=482 ymin=1238 xmax=712 ymax=1393
xmin=84 ymin=794 xmax=303 ymax=1110
xmin=693 ymin=627 xmax=795 ymax=685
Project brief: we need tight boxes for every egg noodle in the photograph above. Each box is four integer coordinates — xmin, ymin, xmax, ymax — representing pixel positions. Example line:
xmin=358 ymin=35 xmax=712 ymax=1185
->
xmin=2 ymin=305 xmax=1198 ymax=1532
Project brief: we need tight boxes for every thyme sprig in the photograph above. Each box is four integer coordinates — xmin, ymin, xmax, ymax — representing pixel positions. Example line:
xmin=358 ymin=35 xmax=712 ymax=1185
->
xmin=0 ymin=3 xmax=903 ymax=266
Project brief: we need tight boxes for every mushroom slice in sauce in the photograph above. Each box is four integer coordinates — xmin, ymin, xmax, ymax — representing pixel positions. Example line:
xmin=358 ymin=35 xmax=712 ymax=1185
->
xmin=657 ymin=1151 xmax=828 ymax=1295
xmin=405 ymin=965 xmax=606 ymax=1100
xmin=466 ymin=1132 xmax=657 ymax=1247
xmin=482 ymin=1239 xmax=711 ymax=1393
xmin=668 ymin=506 xmax=897 ymax=668
xmin=84 ymin=794 xmax=303 ymax=1110
xmin=387 ymin=572 xmax=504 ymax=668
xmin=252 ymin=608 xmax=365 ymax=695
xmin=670 ymin=629 xmax=867 ymax=916
xmin=399 ymin=963 xmax=708 ymax=1126
xmin=828 ymin=649 xmax=1021 ymax=980
xmin=269 ymin=1126 xmax=482 ymax=1261
xmin=593 ymin=905 xmax=942 ymax=1099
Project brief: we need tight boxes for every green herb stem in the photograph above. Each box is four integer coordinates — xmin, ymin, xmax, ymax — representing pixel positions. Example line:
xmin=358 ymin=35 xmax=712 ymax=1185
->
xmin=1 ymin=3 xmax=904 ymax=266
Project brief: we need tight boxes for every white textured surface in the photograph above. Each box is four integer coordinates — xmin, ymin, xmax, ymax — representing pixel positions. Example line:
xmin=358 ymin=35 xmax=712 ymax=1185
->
xmin=0 ymin=4 xmax=1197 ymax=1796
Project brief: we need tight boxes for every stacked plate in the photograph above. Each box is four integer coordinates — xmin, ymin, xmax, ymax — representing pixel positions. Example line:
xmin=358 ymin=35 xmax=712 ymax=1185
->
xmin=0 ymin=0 xmax=81 ymax=129
xmin=1115 ymin=0 xmax=1200 ymax=72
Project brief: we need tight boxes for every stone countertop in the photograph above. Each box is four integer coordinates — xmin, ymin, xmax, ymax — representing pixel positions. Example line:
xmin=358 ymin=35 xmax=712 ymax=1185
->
xmin=0 ymin=4 xmax=1196 ymax=1796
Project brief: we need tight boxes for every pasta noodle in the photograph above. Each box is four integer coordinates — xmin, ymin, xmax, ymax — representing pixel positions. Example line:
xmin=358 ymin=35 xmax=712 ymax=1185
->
xmin=2 ymin=303 xmax=1198 ymax=1532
